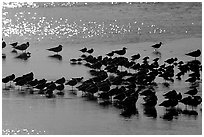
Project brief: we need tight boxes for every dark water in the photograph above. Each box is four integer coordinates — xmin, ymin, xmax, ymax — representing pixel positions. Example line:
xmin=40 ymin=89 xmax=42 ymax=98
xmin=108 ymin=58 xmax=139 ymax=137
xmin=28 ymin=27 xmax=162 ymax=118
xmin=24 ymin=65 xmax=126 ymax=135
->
xmin=2 ymin=2 xmax=202 ymax=135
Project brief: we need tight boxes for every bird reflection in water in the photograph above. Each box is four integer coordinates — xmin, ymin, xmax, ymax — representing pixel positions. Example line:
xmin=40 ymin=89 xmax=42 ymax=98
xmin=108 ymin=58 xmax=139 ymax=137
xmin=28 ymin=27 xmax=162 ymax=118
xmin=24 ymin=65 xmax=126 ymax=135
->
xmin=143 ymin=106 xmax=157 ymax=119
xmin=152 ymin=50 xmax=162 ymax=58
xmin=182 ymin=109 xmax=198 ymax=119
xmin=15 ymin=52 xmax=31 ymax=60
xmin=161 ymin=107 xmax=181 ymax=121
xmin=2 ymin=53 xmax=6 ymax=60
xmin=120 ymin=105 xmax=139 ymax=118
xmin=48 ymin=54 xmax=62 ymax=61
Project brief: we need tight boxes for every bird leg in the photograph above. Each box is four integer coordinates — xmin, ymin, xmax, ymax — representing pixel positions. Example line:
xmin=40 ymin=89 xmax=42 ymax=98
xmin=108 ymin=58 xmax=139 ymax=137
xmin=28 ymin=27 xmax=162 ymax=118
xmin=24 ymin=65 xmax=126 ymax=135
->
xmin=191 ymin=106 xmax=194 ymax=111
xmin=185 ymin=105 xmax=188 ymax=110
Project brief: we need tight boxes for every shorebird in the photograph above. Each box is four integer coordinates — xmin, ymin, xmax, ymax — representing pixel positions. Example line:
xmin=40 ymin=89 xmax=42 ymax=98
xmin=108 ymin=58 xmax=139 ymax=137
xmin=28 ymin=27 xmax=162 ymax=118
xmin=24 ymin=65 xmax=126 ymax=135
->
xmin=185 ymin=49 xmax=201 ymax=60
xmin=65 ymin=78 xmax=77 ymax=90
xmin=131 ymin=53 xmax=140 ymax=62
xmin=2 ymin=40 xmax=6 ymax=49
xmin=114 ymin=47 xmax=127 ymax=56
xmin=151 ymin=42 xmax=162 ymax=51
xmin=27 ymin=79 xmax=38 ymax=87
xmin=159 ymin=99 xmax=178 ymax=108
xmin=47 ymin=45 xmax=63 ymax=54
xmin=10 ymin=42 xmax=18 ymax=53
xmin=14 ymin=42 xmax=29 ymax=52
xmin=56 ymin=84 xmax=65 ymax=91
xmin=7 ymin=74 xmax=15 ymax=87
xmin=106 ymin=51 xmax=114 ymax=58
xmin=184 ymin=88 xmax=198 ymax=96
xmin=79 ymin=47 xmax=87 ymax=53
xmin=164 ymin=58 xmax=178 ymax=64
xmin=56 ymin=84 xmax=65 ymax=96
xmin=2 ymin=76 xmax=10 ymax=88
xmin=87 ymin=48 xmax=94 ymax=54
xmin=10 ymin=42 xmax=18 ymax=47
xmin=55 ymin=77 xmax=66 ymax=84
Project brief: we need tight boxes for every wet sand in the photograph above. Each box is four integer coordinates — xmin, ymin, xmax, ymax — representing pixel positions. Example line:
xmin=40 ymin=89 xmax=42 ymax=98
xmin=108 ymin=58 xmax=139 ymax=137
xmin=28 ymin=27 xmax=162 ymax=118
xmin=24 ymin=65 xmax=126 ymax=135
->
xmin=2 ymin=37 xmax=202 ymax=135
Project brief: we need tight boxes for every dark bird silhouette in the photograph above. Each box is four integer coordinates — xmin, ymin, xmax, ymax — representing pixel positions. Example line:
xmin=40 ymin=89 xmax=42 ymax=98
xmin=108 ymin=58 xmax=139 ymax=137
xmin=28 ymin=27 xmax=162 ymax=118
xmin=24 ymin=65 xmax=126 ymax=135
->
xmin=87 ymin=48 xmax=94 ymax=54
xmin=55 ymin=77 xmax=66 ymax=84
xmin=8 ymin=74 xmax=15 ymax=81
xmin=180 ymin=96 xmax=192 ymax=109
xmin=184 ymin=88 xmax=198 ymax=96
xmin=165 ymin=58 xmax=177 ymax=64
xmin=47 ymin=45 xmax=63 ymax=54
xmin=151 ymin=42 xmax=162 ymax=51
xmin=185 ymin=49 xmax=201 ymax=60
xmin=186 ymin=76 xmax=197 ymax=83
xmin=106 ymin=51 xmax=114 ymax=57
xmin=131 ymin=53 xmax=140 ymax=61
xmin=15 ymin=78 xmax=27 ymax=90
xmin=7 ymin=74 xmax=15 ymax=87
xmin=14 ymin=42 xmax=29 ymax=52
xmin=65 ymin=78 xmax=78 ymax=90
xmin=27 ymin=79 xmax=38 ymax=87
xmin=159 ymin=99 xmax=178 ymax=108
xmin=10 ymin=42 xmax=18 ymax=47
xmin=163 ymin=90 xmax=177 ymax=99
xmin=56 ymin=84 xmax=65 ymax=91
xmin=70 ymin=58 xmax=78 ymax=62
xmin=114 ymin=47 xmax=127 ymax=56
xmin=2 ymin=76 xmax=10 ymax=88
xmin=2 ymin=40 xmax=6 ymax=49
xmin=79 ymin=47 xmax=87 ymax=53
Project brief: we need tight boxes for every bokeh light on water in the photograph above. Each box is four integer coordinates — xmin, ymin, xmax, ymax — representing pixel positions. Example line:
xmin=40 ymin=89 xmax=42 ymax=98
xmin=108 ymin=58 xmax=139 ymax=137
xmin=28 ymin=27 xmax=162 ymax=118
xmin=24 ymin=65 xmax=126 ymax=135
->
xmin=2 ymin=2 xmax=201 ymax=44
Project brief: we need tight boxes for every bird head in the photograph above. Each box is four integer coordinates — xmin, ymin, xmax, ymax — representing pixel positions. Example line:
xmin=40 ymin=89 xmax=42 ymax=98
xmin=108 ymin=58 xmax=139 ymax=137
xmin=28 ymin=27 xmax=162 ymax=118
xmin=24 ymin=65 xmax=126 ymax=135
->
xmin=59 ymin=45 xmax=63 ymax=47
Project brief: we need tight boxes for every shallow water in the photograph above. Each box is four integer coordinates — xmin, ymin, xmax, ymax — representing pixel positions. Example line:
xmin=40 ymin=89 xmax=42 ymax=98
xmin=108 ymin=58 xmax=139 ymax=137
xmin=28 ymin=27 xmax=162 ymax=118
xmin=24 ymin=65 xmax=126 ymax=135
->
xmin=2 ymin=2 xmax=202 ymax=135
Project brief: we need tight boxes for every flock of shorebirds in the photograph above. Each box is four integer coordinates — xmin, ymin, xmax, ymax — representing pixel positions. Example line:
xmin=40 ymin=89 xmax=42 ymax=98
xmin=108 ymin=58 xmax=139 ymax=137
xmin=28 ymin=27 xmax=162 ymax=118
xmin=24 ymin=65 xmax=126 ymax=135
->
xmin=2 ymin=39 xmax=202 ymax=119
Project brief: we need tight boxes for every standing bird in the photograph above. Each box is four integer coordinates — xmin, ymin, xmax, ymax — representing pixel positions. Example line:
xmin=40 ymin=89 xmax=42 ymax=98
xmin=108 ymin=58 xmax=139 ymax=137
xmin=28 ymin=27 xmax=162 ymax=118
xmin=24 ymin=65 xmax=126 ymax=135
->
xmin=185 ymin=49 xmax=201 ymax=60
xmin=2 ymin=76 xmax=10 ymax=89
xmin=10 ymin=42 xmax=18 ymax=53
xmin=114 ymin=47 xmax=127 ymax=56
xmin=7 ymin=74 xmax=15 ymax=87
xmin=131 ymin=53 xmax=140 ymax=62
xmin=65 ymin=78 xmax=78 ymax=90
xmin=152 ymin=42 xmax=162 ymax=51
xmin=184 ymin=88 xmax=198 ymax=96
xmin=14 ymin=42 xmax=29 ymax=52
xmin=10 ymin=42 xmax=18 ymax=47
xmin=55 ymin=77 xmax=66 ymax=84
xmin=79 ymin=47 xmax=87 ymax=53
xmin=56 ymin=84 xmax=65 ymax=95
xmin=87 ymin=48 xmax=94 ymax=54
xmin=47 ymin=45 xmax=63 ymax=54
xmin=2 ymin=39 xmax=6 ymax=49
xmin=106 ymin=51 xmax=114 ymax=58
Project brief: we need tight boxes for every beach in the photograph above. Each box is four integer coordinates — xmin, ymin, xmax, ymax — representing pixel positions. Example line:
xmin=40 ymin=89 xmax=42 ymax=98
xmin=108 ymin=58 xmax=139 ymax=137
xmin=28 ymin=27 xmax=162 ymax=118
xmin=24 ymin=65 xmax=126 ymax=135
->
xmin=2 ymin=2 xmax=202 ymax=135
